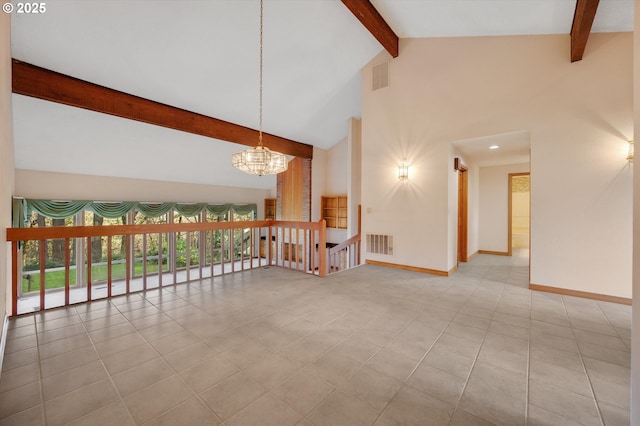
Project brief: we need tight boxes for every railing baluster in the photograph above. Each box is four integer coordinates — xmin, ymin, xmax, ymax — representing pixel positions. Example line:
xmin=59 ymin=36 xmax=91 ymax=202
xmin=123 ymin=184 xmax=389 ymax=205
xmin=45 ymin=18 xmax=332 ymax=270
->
xmin=199 ymin=228 xmax=204 ymax=280
xmin=241 ymin=226 xmax=245 ymax=271
xmin=303 ymin=229 xmax=307 ymax=273
xmin=256 ymin=227 xmax=261 ymax=269
xmin=221 ymin=230 xmax=225 ymax=275
xmin=158 ymin=232 xmax=163 ymax=287
xmin=287 ymin=227 xmax=292 ymax=270
xmin=298 ymin=228 xmax=302 ymax=271
xmin=268 ymin=225 xmax=273 ymax=266
xmin=250 ymin=226 xmax=255 ymax=269
xmin=65 ymin=238 xmax=70 ymax=305
xmin=231 ymin=229 xmax=235 ymax=274
xmin=87 ymin=236 xmax=92 ymax=301
xmin=12 ymin=241 xmax=18 ymax=316
xmin=210 ymin=230 xmax=215 ymax=278
xmin=171 ymin=231 xmax=177 ymax=285
xmin=186 ymin=231 xmax=191 ymax=283
xmin=143 ymin=233 xmax=147 ymax=290
xmin=39 ymin=240 xmax=45 ymax=311
xmin=126 ymin=234 xmax=131 ymax=294
xmin=107 ymin=236 xmax=112 ymax=298
xmin=310 ymin=229 xmax=315 ymax=274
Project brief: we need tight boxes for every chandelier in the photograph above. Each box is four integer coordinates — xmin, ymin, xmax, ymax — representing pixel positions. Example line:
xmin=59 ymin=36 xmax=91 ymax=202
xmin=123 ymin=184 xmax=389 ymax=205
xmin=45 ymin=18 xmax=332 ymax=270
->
xmin=232 ymin=0 xmax=288 ymax=176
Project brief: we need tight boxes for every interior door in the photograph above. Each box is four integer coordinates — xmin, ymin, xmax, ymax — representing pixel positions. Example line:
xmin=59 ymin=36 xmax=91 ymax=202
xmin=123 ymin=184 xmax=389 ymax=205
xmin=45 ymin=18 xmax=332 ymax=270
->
xmin=457 ymin=165 xmax=468 ymax=264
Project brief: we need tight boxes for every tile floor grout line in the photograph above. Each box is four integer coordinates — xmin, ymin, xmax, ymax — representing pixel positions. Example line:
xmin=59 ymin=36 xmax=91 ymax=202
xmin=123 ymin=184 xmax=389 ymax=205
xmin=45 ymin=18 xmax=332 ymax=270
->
xmin=446 ymin=285 xmax=504 ymax=426
xmin=366 ymin=292 xmax=471 ymax=426
xmin=74 ymin=301 xmax=140 ymax=426
xmin=34 ymin=314 xmax=47 ymax=426
xmin=303 ymin=292 xmax=442 ymax=424
xmin=559 ymin=294 xmax=606 ymax=426
xmin=134 ymin=291 xmax=227 ymax=425
xmin=594 ymin=299 xmax=629 ymax=352
xmin=35 ymin=309 xmax=94 ymax=424
xmin=272 ymin=310 xmax=383 ymax=425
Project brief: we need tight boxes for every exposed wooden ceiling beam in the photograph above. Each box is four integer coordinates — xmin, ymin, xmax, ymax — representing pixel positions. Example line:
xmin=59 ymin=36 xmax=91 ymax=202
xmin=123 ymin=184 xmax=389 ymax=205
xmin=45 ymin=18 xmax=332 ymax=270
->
xmin=12 ymin=59 xmax=313 ymax=159
xmin=570 ymin=0 xmax=600 ymax=62
xmin=341 ymin=0 xmax=399 ymax=58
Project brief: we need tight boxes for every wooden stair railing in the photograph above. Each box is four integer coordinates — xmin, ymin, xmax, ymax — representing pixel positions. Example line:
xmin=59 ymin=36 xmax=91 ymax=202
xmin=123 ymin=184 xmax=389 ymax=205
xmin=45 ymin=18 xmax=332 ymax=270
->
xmin=327 ymin=233 xmax=361 ymax=274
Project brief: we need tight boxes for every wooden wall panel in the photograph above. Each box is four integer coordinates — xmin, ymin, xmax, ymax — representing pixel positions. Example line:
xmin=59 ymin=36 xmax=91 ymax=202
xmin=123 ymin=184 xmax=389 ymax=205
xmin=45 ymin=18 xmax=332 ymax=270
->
xmin=278 ymin=157 xmax=311 ymax=221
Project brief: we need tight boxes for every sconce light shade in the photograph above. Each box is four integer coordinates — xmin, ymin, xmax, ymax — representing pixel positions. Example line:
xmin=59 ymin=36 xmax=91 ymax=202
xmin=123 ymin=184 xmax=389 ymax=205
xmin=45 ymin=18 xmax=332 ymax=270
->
xmin=627 ymin=140 xmax=634 ymax=163
xmin=398 ymin=164 xmax=409 ymax=180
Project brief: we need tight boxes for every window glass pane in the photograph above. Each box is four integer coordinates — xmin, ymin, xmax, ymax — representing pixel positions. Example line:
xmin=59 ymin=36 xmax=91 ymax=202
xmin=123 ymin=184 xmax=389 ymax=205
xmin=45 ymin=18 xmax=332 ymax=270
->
xmin=132 ymin=212 xmax=168 ymax=278
xmin=174 ymin=211 xmax=200 ymax=270
xmin=23 ymin=213 xmax=78 ymax=296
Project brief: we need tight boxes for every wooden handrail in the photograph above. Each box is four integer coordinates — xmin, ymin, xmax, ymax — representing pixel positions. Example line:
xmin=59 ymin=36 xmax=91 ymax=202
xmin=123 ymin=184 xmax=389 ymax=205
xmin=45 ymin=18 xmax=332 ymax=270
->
xmin=326 ymin=232 xmax=361 ymax=275
xmin=270 ymin=220 xmax=321 ymax=230
xmin=328 ymin=233 xmax=361 ymax=256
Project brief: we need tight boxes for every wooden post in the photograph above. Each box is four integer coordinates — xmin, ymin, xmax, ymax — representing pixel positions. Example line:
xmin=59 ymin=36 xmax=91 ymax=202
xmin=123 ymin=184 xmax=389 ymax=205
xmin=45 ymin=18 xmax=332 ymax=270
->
xmin=358 ymin=204 xmax=362 ymax=265
xmin=318 ymin=220 xmax=327 ymax=277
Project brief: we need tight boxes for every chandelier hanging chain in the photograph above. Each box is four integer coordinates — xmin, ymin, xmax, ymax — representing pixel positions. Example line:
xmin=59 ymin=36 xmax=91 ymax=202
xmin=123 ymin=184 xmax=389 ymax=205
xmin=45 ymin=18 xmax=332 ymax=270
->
xmin=258 ymin=0 xmax=263 ymax=147
xmin=231 ymin=0 xmax=288 ymax=176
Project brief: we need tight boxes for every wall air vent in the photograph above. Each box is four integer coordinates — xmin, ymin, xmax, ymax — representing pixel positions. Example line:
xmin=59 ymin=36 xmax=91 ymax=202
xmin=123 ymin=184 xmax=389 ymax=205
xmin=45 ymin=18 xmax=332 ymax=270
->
xmin=366 ymin=234 xmax=394 ymax=255
xmin=372 ymin=62 xmax=389 ymax=91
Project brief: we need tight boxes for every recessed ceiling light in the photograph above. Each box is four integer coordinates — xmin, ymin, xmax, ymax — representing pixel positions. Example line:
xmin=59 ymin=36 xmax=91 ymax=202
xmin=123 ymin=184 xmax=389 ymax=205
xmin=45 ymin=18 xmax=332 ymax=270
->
xmin=489 ymin=145 xmax=500 ymax=150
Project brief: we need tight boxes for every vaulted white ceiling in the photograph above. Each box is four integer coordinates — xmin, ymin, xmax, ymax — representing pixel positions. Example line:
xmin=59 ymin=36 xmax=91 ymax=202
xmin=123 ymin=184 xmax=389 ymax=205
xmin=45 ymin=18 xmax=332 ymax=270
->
xmin=10 ymin=0 xmax=634 ymax=189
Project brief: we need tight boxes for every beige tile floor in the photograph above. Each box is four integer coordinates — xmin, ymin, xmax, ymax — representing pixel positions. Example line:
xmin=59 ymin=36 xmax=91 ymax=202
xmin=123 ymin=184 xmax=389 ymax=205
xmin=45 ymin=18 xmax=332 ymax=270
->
xmin=0 ymin=251 xmax=631 ymax=425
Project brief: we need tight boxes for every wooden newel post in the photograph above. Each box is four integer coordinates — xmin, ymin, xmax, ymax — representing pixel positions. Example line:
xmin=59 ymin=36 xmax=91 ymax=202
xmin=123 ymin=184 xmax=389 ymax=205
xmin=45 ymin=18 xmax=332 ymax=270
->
xmin=318 ymin=219 xmax=327 ymax=277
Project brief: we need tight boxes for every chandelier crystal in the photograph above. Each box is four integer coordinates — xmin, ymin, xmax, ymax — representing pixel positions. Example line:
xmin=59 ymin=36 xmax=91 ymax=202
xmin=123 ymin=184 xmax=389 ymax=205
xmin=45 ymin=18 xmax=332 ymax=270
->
xmin=232 ymin=0 xmax=288 ymax=176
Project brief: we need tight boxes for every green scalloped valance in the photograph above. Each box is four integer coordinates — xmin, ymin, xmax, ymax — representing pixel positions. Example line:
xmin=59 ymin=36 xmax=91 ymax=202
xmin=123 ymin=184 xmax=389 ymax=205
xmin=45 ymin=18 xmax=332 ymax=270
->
xmin=135 ymin=203 xmax=176 ymax=218
xmin=17 ymin=199 xmax=257 ymax=224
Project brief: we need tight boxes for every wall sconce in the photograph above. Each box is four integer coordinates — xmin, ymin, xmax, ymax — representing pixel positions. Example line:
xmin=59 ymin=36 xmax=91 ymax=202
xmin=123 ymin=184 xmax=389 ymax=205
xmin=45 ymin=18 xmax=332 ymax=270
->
xmin=627 ymin=140 xmax=634 ymax=163
xmin=398 ymin=164 xmax=409 ymax=180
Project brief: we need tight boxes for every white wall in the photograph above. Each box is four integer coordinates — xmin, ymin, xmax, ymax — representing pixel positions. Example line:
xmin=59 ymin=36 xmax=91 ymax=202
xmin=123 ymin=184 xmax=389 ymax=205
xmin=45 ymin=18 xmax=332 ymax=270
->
xmin=0 ymin=12 xmax=13 ymax=344
xmin=313 ymin=119 xmax=361 ymax=244
xmin=15 ymin=170 xmax=272 ymax=219
xmin=631 ymin=0 xmax=640 ymax=422
xmin=479 ymin=163 xmax=530 ymax=253
xmin=326 ymin=137 xmax=347 ymax=194
xmin=468 ymin=161 xmax=480 ymax=257
xmin=362 ymin=33 xmax=633 ymax=296
xmin=324 ymin=138 xmax=348 ymax=243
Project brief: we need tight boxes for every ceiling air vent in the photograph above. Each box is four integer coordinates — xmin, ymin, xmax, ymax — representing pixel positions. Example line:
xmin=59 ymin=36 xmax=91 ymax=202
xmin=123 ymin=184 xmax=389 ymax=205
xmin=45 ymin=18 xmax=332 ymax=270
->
xmin=366 ymin=234 xmax=393 ymax=255
xmin=372 ymin=62 xmax=389 ymax=91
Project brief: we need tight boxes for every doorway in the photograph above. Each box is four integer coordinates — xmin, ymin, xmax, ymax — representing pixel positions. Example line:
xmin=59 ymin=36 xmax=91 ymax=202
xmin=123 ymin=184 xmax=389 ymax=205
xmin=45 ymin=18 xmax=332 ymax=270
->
xmin=456 ymin=160 xmax=468 ymax=263
xmin=508 ymin=173 xmax=530 ymax=257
